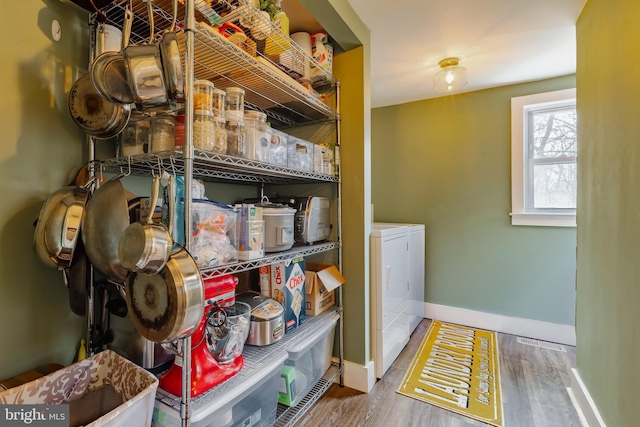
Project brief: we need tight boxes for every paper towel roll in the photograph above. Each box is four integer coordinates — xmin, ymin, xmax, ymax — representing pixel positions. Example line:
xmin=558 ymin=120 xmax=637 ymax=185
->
xmin=285 ymin=32 xmax=312 ymax=82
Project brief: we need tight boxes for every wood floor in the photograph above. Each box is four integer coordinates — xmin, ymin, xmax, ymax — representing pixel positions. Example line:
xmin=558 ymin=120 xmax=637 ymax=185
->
xmin=295 ymin=319 xmax=581 ymax=427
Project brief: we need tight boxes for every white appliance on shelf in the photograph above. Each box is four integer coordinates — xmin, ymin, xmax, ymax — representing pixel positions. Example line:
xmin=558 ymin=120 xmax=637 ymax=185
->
xmin=371 ymin=222 xmax=425 ymax=379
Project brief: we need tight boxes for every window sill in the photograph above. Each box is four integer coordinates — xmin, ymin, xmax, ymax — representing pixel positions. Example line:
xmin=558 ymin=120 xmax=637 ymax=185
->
xmin=510 ymin=213 xmax=576 ymax=227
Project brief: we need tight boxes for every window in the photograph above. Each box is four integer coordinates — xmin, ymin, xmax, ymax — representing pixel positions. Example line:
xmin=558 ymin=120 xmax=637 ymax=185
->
xmin=511 ymin=89 xmax=577 ymax=227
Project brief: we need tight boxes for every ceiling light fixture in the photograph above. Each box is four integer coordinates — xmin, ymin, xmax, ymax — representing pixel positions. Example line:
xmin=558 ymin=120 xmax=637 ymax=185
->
xmin=433 ymin=57 xmax=468 ymax=93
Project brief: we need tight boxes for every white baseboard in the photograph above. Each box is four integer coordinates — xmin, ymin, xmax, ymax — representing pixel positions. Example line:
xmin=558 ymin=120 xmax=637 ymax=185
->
xmin=332 ymin=357 xmax=375 ymax=393
xmin=424 ymin=303 xmax=576 ymax=345
xmin=569 ymin=368 xmax=607 ymax=426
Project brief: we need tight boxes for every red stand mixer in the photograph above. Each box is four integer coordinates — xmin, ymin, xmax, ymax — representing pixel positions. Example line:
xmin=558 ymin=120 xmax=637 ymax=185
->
xmin=159 ymin=274 xmax=245 ymax=397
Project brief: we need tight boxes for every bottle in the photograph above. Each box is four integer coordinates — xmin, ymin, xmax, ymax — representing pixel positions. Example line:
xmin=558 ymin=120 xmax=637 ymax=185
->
xmin=311 ymin=31 xmax=328 ymax=72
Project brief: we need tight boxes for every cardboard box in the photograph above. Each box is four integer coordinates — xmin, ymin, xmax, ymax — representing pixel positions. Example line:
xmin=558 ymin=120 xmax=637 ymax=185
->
xmin=271 ymin=257 xmax=306 ymax=333
xmin=305 ymin=262 xmax=345 ymax=316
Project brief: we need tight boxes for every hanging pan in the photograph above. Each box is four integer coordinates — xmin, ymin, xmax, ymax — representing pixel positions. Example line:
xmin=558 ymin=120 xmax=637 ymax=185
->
xmin=159 ymin=0 xmax=185 ymax=104
xmin=90 ymin=5 xmax=135 ymax=105
xmin=126 ymin=245 xmax=204 ymax=343
xmin=118 ymin=175 xmax=173 ymax=274
xmin=123 ymin=0 xmax=169 ymax=111
xmin=68 ymin=73 xmax=131 ymax=139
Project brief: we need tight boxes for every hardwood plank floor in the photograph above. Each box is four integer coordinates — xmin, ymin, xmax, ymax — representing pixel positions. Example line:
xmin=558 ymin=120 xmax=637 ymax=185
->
xmin=295 ymin=319 xmax=580 ymax=427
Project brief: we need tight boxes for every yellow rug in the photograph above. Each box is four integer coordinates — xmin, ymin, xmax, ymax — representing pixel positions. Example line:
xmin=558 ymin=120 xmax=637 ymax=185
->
xmin=397 ymin=320 xmax=504 ymax=426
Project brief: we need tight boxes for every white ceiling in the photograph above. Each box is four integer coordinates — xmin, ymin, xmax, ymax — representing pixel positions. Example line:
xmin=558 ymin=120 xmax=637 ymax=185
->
xmin=345 ymin=0 xmax=587 ymax=108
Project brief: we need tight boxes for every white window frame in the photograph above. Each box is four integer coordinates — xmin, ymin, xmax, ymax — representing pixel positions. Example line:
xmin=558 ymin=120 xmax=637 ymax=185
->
xmin=511 ymin=88 xmax=577 ymax=227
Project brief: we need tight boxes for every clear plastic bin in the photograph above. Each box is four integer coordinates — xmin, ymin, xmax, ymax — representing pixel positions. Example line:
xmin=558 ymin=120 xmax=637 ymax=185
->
xmin=313 ymin=144 xmax=334 ymax=175
xmin=278 ymin=312 xmax=338 ymax=407
xmin=287 ymin=136 xmax=313 ymax=171
xmin=245 ymin=111 xmax=272 ymax=162
xmin=152 ymin=350 xmax=287 ymax=427
xmin=269 ymin=128 xmax=288 ymax=166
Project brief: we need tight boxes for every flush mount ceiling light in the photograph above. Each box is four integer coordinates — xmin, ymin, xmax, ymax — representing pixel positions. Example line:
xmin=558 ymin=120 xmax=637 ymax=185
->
xmin=433 ymin=57 xmax=468 ymax=93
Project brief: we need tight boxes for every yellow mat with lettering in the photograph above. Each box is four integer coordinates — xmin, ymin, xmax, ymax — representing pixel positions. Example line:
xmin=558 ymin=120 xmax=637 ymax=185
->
xmin=397 ymin=320 xmax=503 ymax=426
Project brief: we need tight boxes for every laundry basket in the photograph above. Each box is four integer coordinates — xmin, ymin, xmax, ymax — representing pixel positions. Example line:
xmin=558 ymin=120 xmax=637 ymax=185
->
xmin=0 ymin=350 xmax=158 ymax=427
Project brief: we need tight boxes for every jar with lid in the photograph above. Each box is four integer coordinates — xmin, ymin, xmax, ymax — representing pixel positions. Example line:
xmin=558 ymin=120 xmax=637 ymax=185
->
xmin=244 ymin=110 xmax=272 ymax=162
xmin=193 ymin=110 xmax=215 ymax=151
xmin=150 ymin=113 xmax=175 ymax=153
xmin=119 ymin=111 xmax=150 ymax=156
xmin=225 ymin=87 xmax=245 ymax=122
xmin=226 ymin=120 xmax=246 ymax=158
xmin=194 ymin=79 xmax=215 ymax=111
xmin=212 ymin=88 xmax=226 ymax=119
xmin=213 ymin=117 xmax=227 ymax=154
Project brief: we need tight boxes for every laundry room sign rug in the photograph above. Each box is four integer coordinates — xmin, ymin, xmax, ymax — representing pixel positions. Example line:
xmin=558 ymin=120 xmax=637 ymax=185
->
xmin=397 ymin=320 xmax=503 ymax=426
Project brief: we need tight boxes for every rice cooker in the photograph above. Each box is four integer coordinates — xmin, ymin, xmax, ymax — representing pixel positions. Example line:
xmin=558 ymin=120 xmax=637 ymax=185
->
xmin=235 ymin=292 xmax=285 ymax=346
xmin=256 ymin=201 xmax=296 ymax=252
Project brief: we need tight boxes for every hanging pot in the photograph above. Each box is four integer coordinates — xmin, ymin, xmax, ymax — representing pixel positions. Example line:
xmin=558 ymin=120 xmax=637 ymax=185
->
xmin=33 ymin=180 xmax=93 ymax=269
xmin=123 ymin=0 xmax=169 ymax=111
xmin=82 ymin=177 xmax=130 ymax=282
xmin=68 ymin=73 xmax=131 ymax=139
xmin=159 ymin=0 xmax=185 ymax=104
xmin=118 ymin=175 xmax=173 ymax=274
xmin=90 ymin=7 xmax=135 ymax=105
xmin=125 ymin=245 xmax=204 ymax=343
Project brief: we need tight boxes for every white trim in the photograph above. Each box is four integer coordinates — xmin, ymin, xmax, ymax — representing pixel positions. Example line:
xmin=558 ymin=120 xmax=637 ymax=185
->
xmin=424 ymin=302 xmax=576 ymax=345
xmin=511 ymin=88 xmax=577 ymax=227
xmin=332 ymin=357 xmax=376 ymax=393
xmin=510 ymin=212 xmax=576 ymax=227
xmin=569 ymin=368 xmax=607 ymax=427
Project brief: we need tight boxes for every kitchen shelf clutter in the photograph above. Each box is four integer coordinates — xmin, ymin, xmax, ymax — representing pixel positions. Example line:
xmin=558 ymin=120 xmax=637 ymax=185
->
xmin=89 ymin=0 xmax=343 ymax=426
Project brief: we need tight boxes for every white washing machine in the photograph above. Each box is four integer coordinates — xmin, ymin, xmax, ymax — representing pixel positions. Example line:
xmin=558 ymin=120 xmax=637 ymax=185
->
xmin=371 ymin=222 xmax=425 ymax=379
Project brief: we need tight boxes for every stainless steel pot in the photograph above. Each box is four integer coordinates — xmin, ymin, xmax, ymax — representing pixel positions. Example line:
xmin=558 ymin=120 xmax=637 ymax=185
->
xmin=235 ymin=292 xmax=285 ymax=346
xmin=118 ymin=175 xmax=172 ymax=274
xmin=159 ymin=0 xmax=184 ymax=104
xmin=33 ymin=183 xmax=92 ymax=269
xmin=123 ymin=0 xmax=169 ymax=111
xmin=126 ymin=246 xmax=204 ymax=343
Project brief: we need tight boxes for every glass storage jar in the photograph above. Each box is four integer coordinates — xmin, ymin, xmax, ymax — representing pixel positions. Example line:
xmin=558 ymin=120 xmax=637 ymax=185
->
xmin=150 ymin=113 xmax=175 ymax=153
xmin=119 ymin=111 xmax=149 ymax=156
xmin=193 ymin=110 xmax=215 ymax=151
xmin=194 ymin=79 xmax=215 ymax=111
xmin=213 ymin=117 xmax=227 ymax=154
xmin=225 ymin=87 xmax=245 ymax=122
xmin=212 ymin=88 xmax=226 ymax=119
xmin=226 ymin=120 xmax=246 ymax=158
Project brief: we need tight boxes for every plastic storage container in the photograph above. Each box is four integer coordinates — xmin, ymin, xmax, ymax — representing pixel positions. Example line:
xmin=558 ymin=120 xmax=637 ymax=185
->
xmin=152 ymin=350 xmax=287 ymax=427
xmin=313 ymin=144 xmax=334 ymax=175
xmin=213 ymin=116 xmax=228 ymax=154
xmin=225 ymin=87 xmax=245 ymax=122
xmin=150 ymin=113 xmax=175 ymax=153
xmin=245 ymin=110 xmax=272 ymax=162
xmin=269 ymin=128 xmax=288 ymax=166
xmin=212 ymin=88 xmax=226 ymax=119
xmin=278 ymin=311 xmax=338 ymax=407
xmin=287 ymin=136 xmax=314 ymax=171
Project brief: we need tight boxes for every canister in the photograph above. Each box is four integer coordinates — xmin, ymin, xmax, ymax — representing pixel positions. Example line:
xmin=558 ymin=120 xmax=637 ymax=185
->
xmin=119 ymin=111 xmax=149 ymax=156
xmin=193 ymin=110 xmax=215 ymax=151
xmin=212 ymin=88 xmax=226 ymax=119
xmin=226 ymin=120 xmax=246 ymax=158
xmin=225 ymin=87 xmax=245 ymax=122
xmin=213 ymin=116 xmax=227 ymax=154
xmin=193 ymin=79 xmax=215 ymax=111
xmin=149 ymin=113 xmax=175 ymax=153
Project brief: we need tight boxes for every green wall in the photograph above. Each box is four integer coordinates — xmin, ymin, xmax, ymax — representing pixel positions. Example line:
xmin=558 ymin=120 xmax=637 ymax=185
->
xmin=0 ymin=0 xmax=89 ymax=378
xmin=576 ymin=1 xmax=640 ymax=426
xmin=372 ymin=76 xmax=577 ymax=325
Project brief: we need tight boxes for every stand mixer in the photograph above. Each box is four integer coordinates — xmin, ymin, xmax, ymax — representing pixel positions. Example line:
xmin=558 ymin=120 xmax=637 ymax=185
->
xmin=159 ymin=274 xmax=246 ymax=397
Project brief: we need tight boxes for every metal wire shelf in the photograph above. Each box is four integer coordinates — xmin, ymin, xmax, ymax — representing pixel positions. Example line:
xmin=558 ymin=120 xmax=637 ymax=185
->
xmin=96 ymin=0 xmax=337 ymax=127
xmin=100 ymin=149 xmax=340 ymax=184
